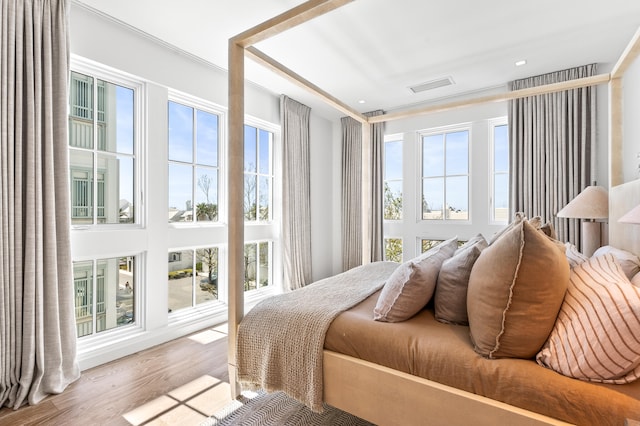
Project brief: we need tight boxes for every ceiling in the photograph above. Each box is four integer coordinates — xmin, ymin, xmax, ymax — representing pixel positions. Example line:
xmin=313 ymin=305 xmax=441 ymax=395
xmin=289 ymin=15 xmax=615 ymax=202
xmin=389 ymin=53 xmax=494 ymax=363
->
xmin=74 ymin=0 xmax=640 ymax=121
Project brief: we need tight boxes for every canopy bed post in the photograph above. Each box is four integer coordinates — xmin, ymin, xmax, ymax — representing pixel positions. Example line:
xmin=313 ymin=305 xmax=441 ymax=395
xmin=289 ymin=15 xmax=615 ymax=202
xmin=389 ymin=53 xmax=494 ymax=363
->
xmin=609 ymin=26 xmax=640 ymax=187
xmin=227 ymin=38 xmax=245 ymax=398
xmin=226 ymin=0 xmax=356 ymax=399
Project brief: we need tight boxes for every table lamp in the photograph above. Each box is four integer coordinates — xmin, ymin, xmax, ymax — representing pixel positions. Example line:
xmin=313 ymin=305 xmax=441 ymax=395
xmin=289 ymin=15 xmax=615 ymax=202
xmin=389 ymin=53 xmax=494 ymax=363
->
xmin=557 ymin=185 xmax=608 ymax=257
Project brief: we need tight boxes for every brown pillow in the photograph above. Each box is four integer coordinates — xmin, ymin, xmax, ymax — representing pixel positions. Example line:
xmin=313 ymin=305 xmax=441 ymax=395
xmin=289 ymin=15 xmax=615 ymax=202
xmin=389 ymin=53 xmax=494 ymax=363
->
xmin=374 ymin=238 xmax=457 ymax=322
xmin=434 ymin=234 xmax=488 ymax=325
xmin=467 ymin=220 xmax=569 ymax=359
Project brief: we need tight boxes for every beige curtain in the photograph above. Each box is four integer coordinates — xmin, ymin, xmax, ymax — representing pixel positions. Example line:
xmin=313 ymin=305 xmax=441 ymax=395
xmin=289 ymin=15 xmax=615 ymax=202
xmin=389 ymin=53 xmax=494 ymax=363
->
xmin=1 ymin=0 xmax=80 ymax=409
xmin=509 ymin=64 xmax=596 ymax=246
xmin=280 ymin=95 xmax=312 ymax=290
xmin=341 ymin=111 xmax=384 ymax=271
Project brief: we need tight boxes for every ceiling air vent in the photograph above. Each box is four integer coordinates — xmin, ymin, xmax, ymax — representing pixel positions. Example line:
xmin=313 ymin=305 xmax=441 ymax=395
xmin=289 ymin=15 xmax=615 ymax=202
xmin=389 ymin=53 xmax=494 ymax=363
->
xmin=409 ymin=76 xmax=454 ymax=93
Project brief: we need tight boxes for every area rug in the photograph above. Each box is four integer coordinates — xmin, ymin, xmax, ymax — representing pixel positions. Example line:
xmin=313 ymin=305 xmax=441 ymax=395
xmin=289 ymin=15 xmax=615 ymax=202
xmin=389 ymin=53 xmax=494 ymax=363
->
xmin=201 ymin=390 xmax=375 ymax=426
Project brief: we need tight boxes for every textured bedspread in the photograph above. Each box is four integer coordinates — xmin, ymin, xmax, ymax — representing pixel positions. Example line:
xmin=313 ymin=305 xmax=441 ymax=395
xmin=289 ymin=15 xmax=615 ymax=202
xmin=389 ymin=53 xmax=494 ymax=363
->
xmin=236 ymin=261 xmax=398 ymax=412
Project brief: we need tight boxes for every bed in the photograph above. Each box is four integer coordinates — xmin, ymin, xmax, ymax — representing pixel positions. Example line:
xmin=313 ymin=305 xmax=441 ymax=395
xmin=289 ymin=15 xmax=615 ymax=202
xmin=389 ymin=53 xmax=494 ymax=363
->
xmin=235 ymin=189 xmax=640 ymax=425
xmin=226 ymin=1 xmax=640 ymax=425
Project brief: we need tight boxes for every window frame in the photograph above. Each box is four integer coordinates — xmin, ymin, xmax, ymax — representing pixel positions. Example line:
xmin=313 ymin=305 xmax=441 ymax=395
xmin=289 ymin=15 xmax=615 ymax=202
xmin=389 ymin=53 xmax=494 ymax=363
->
xmin=68 ymin=65 xmax=143 ymax=229
xmin=167 ymin=90 xmax=227 ymax=228
xmin=417 ymin=124 xmax=471 ymax=224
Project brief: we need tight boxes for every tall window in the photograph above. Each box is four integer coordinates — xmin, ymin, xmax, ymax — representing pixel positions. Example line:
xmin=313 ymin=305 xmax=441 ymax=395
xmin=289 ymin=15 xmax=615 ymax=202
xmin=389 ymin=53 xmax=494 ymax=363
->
xmin=69 ymin=65 xmax=140 ymax=340
xmin=491 ymin=119 xmax=509 ymax=223
xmin=244 ymin=125 xmax=273 ymax=222
xmin=69 ymin=71 xmax=135 ymax=225
xmin=168 ymin=101 xmax=220 ymax=223
xmin=243 ymin=123 xmax=276 ymax=292
xmin=421 ymin=128 xmax=469 ymax=221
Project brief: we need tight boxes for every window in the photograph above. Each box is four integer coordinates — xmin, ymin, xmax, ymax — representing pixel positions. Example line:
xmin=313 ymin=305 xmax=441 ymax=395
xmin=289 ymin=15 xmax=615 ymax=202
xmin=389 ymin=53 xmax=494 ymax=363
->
xmin=244 ymin=241 xmax=271 ymax=291
xmin=168 ymin=247 xmax=219 ymax=312
xmin=384 ymin=238 xmax=402 ymax=262
xmin=73 ymin=256 xmax=135 ymax=338
xmin=244 ymin=125 xmax=273 ymax=222
xmin=69 ymin=71 xmax=135 ymax=225
xmin=491 ymin=120 xmax=509 ymax=223
xmin=384 ymin=139 xmax=403 ymax=220
xmin=69 ymin=63 xmax=142 ymax=341
xmin=421 ymin=128 xmax=469 ymax=221
xmin=168 ymin=101 xmax=220 ymax=223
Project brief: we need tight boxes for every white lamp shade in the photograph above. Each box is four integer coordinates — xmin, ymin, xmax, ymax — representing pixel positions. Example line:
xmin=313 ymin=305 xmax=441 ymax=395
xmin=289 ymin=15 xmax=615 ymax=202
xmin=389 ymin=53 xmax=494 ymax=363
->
xmin=557 ymin=185 xmax=608 ymax=220
xmin=619 ymin=204 xmax=640 ymax=224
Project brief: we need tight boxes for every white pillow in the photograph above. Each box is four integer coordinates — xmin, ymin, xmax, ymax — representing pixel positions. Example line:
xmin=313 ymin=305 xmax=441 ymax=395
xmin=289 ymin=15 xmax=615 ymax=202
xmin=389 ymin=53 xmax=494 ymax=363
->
xmin=374 ymin=238 xmax=457 ymax=322
xmin=564 ymin=242 xmax=588 ymax=268
xmin=592 ymin=245 xmax=640 ymax=279
xmin=537 ymin=254 xmax=640 ymax=384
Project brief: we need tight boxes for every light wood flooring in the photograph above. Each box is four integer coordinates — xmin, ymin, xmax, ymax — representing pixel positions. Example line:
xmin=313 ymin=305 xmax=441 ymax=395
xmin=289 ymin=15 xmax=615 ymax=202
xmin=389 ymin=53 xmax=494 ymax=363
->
xmin=0 ymin=325 xmax=231 ymax=426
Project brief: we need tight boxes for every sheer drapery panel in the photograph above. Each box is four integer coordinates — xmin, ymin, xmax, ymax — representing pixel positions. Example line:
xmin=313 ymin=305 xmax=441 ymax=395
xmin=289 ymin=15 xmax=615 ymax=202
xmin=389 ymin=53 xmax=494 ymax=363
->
xmin=0 ymin=0 xmax=80 ymax=409
xmin=280 ymin=95 xmax=312 ymax=290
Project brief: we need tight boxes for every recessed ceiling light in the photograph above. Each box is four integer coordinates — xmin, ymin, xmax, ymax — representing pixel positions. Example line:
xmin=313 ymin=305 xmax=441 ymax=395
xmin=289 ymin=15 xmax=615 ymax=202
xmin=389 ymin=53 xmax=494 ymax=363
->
xmin=358 ymin=100 xmax=366 ymax=104
xmin=515 ymin=60 xmax=527 ymax=67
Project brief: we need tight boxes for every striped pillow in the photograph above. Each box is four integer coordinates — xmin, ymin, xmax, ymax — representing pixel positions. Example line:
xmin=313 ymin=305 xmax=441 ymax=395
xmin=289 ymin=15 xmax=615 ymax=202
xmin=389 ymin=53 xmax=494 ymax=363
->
xmin=537 ymin=254 xmax=640 ymax=383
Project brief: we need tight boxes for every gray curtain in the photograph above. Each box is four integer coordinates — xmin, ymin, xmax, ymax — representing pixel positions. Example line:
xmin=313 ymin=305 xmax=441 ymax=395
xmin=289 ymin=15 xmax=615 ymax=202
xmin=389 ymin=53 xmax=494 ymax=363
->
xmin=1 ymin=0 xmax=80 ymax=409
xmin=508 ymin=64 xmax=596 ymax=245
xmin=281 ymin=95 xmax=312 ymax=290
xmin=341 ymin=111 xmax=384 ymax=271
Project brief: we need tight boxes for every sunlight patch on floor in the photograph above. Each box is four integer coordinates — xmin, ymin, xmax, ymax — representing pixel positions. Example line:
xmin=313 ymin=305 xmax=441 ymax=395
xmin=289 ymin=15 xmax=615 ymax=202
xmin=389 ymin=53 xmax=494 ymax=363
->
xmin=123 ymin=375 xmax=231 ymax=426
xmin=188 ymin=329 xmax=226 ymax=345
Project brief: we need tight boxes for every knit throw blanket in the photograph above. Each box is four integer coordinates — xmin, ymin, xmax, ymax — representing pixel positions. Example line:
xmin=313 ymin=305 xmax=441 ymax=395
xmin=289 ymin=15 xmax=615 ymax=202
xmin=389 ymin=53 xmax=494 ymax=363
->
xmin=236 ymin=261 xmax=398 ymax=412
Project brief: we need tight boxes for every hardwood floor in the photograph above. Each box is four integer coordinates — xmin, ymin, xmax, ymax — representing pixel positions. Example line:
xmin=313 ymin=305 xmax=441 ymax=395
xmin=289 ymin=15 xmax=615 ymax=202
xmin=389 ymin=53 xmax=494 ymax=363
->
xmin=0 ymin=325 xmax=231 ymax=425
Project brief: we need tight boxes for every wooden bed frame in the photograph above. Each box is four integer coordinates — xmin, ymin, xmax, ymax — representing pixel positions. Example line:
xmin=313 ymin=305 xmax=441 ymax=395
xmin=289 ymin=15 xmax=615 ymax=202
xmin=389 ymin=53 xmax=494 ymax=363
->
xmin=226 ymin=1 xmax=640 ymax=424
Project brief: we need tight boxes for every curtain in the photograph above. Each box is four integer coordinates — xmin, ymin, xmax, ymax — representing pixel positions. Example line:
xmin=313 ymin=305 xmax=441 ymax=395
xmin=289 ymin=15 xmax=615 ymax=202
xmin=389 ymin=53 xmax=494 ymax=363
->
xmin=341 ymin=111 xmax=384 ymax=271
xmin=1 ymin=0 xmax=80 ymax=409
xmin=508 ymin=64 xmax=596 ymax=246
xmin=280 ymin=95 xmax=312 ymax=291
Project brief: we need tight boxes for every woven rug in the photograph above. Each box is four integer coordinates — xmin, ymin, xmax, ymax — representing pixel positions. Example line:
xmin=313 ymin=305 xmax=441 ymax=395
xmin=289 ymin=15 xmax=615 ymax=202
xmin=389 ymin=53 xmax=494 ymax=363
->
xmin=200 ymin=390 xmax=375 ymax=426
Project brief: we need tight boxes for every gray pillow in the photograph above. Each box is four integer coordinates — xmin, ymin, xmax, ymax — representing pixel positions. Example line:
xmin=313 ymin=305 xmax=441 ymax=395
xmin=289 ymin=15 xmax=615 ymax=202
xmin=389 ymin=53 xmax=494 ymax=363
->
xmin=434 ymin=234 xmax=488 ymax=325
xmin=374 ymin=237 xmax=457 ymax=322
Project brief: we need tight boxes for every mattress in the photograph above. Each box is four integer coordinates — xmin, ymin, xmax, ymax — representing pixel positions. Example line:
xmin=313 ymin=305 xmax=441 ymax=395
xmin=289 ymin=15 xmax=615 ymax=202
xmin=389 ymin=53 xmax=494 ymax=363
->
xmin=324 ymin=290 xmax=640 ymax=426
